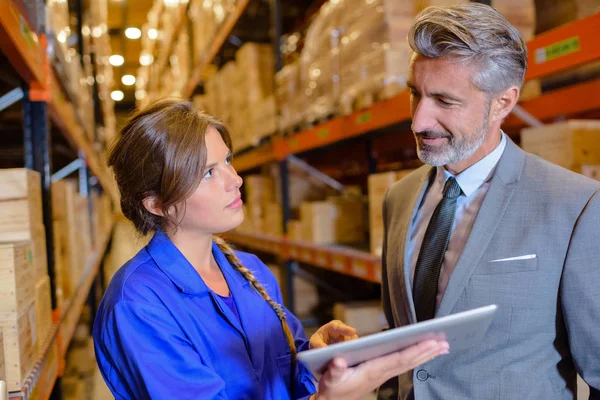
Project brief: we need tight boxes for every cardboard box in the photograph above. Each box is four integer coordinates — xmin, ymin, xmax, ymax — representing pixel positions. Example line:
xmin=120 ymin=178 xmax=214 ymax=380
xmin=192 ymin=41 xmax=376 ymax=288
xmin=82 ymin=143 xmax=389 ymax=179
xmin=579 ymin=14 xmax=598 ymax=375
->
xmin=301 ymin=202 xmax=338 ymax=244
xmin=287 ymin=220 xmax=304 ymax=242
xmin=0 ymin=169 xmax=41 ymax=202
xmin=263 ymin=202 xmax=283 ymax=237
xmin=244 ymin=175 xmax=275 ymax=204
xmin=0 ymin=197 xmax=44 ymax=242
xmin=34 ymin=275 xmax=53 ymax=345
xmin=0 ymin=332 xmax=5 ymax=383
xmin=333 ymin=300 xmax=387 ymax=336
xmin=0 ymin=243 xmax=36 ymax=317
xmin=521 ymin=120 xmax=600 ymax=172
xmin=368 ymin=172 xmax=399 ymax=256
xmin=1 ymin=302 xmax=37 ymax=391
xmin=31 ymin=225 xmax=48 ymax=282
xmin=52 ymin=219 xmax=69 ymax=302
xmin=267 ymin=264 xmax=319 ymax=318
xmin=327 ymin=193 xmax=365 ymax=244
xmin=368 ymin=170 xmax=416 ymax=255
xmin=581 ymin=165 xmax=600 ymax=181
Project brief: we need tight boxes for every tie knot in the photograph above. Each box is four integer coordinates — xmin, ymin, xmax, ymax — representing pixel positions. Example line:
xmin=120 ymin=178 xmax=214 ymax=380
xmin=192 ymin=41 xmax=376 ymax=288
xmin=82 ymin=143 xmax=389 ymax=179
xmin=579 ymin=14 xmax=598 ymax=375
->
xmin=443 ymin=177 xmax=462 ymax=199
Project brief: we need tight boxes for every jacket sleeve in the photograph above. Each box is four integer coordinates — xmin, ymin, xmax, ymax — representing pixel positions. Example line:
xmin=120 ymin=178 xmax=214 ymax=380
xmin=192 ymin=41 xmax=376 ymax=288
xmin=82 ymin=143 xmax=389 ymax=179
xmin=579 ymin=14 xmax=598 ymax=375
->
xmin=97 ymin=300 xmax=228 ymax=400
xmin=560 ymin=189 xmax=600 ymax=399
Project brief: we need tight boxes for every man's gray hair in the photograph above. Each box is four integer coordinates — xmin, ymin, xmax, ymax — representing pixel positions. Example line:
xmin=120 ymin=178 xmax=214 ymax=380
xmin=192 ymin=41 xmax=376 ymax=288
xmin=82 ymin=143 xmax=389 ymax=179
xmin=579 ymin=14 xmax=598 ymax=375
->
xmin=408 ymin=3 xmax=528 ymax=94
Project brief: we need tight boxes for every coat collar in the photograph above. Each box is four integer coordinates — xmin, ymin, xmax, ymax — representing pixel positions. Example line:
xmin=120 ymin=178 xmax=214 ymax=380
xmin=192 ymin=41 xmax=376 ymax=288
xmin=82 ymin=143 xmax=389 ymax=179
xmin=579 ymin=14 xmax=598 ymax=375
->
xmin=146 ymin=230 xmax=248 ymax=295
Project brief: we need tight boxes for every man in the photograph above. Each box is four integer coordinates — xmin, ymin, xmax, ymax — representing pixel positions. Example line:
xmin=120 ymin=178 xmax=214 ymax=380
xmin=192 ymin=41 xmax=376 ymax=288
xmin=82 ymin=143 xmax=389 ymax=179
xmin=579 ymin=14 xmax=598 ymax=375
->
xmin=380 ymin=3 xmax=600 ymax=399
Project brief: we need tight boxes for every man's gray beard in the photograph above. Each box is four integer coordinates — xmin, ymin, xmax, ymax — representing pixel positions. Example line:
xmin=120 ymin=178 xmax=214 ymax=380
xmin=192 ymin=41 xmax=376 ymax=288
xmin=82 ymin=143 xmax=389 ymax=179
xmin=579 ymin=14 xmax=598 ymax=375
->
xmin=416 ymin=113 xmax=490 ymax=167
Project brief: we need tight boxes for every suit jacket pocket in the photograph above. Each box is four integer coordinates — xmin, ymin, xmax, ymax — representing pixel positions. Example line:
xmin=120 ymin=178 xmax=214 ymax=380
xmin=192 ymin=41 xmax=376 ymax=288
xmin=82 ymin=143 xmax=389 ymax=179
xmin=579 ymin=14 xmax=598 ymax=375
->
xmin=473 ymin=257 xmax=538 ymax=275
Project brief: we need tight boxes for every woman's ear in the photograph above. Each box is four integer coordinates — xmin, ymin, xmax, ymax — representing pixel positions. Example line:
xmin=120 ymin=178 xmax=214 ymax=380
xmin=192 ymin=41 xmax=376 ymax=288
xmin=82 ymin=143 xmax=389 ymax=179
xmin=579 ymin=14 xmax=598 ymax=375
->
xmin=142 ymin=194 xmax=164 ymax=217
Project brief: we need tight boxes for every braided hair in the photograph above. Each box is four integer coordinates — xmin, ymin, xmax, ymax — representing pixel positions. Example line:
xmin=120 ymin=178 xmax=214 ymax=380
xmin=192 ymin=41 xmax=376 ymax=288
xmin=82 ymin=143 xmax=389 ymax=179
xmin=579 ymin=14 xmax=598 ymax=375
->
xmin=212 ymin=236 xmax=297 ymax=360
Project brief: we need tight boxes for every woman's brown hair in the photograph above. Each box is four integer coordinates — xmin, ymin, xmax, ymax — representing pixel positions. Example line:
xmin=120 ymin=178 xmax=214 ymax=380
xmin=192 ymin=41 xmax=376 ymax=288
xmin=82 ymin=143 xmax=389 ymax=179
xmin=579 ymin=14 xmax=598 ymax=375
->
xmin=108 ymin=98 xmax=297 ymax=359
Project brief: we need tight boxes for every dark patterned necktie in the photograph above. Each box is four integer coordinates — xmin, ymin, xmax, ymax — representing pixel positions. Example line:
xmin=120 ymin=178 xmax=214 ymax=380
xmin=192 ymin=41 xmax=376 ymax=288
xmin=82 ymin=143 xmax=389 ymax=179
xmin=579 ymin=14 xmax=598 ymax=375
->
xmin=413 ymin=177 xmax=462 ymax=322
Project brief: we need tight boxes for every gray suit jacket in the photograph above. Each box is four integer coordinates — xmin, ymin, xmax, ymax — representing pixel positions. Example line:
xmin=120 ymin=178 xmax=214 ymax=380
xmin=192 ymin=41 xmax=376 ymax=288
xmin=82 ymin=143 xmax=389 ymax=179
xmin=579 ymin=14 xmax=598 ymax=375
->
xmin=381 ymin=137 xmax=600 ymax=399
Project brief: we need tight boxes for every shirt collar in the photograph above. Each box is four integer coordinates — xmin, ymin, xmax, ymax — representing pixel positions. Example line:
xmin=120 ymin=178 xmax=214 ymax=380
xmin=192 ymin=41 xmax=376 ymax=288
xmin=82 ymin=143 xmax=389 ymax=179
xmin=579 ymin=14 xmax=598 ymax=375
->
xmin=146 ymin=230 xmax=247 ymax=295
xmin=436 ymin=132 xmax=507 ymax=197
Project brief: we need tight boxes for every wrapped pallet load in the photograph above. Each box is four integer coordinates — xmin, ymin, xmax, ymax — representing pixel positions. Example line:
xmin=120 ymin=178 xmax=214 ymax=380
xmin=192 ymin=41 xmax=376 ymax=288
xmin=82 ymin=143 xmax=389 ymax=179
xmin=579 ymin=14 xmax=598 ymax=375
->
xmin=338 ymin=0 xmax=416 ymax=114
xmin=275 ymin=60 xmax=304 ymax=132
xmin=301 ymin=1 xmax=341 ymax=123
xmin=235 ymin=43 xmax=275 ymax=147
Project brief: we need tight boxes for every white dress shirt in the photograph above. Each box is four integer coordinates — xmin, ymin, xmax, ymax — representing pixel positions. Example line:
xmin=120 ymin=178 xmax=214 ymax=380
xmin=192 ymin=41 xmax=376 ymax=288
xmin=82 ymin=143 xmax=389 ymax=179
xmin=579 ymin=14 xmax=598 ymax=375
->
xmin=408 ymin=132 xmax=507 ymax=310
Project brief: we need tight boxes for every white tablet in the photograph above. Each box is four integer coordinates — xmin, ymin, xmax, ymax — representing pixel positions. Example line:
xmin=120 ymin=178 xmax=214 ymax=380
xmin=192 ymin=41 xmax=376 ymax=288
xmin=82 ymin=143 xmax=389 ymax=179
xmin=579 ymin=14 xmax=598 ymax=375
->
xmin=298 ymin=304 xmax=497 ymax=375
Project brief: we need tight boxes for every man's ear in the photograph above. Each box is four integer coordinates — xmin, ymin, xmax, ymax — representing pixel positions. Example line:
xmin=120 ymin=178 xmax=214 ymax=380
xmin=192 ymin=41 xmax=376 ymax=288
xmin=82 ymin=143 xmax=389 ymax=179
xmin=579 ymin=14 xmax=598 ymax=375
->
xmin=491 ymin=85 xmax=520 ymax=123
xmin=142 ymin=194 xmax=164 ymax=217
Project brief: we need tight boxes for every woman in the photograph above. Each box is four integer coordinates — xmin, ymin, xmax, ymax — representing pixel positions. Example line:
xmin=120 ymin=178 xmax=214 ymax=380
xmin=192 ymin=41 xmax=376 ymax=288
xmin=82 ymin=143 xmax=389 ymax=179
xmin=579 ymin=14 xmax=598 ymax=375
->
xmin=93 ymin=99 xmax=448 ymax=400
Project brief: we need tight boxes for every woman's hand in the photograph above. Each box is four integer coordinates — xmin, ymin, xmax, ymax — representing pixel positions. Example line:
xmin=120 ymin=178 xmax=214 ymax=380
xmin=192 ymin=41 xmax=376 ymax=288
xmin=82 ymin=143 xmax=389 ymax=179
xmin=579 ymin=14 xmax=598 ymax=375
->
xmin=309 ymin=320 xmax=359 ymax=349
xmin=312 ymin=339 xmax=449 ymax=400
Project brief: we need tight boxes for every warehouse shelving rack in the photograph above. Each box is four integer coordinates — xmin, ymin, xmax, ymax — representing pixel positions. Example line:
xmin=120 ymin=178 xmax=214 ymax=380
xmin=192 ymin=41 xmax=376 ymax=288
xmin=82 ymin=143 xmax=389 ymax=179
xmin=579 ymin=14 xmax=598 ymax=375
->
xmin=0 ymin=1 xmax=116 ymax=399
xmin=135 ymin=3 xmax=600 ymax=314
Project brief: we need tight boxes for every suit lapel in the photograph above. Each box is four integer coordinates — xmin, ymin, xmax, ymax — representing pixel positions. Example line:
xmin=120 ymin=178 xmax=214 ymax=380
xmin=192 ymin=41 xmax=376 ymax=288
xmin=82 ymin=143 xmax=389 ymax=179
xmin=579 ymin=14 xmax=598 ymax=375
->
xmin=400 ymin=167 xmax=434 ymax=324
xmin=436 ymin=138 xmax=525 ymax=317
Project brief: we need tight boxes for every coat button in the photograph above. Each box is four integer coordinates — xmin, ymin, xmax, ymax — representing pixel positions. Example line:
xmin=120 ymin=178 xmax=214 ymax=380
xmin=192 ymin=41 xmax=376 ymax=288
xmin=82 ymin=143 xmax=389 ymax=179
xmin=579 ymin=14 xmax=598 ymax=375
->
xmin=416 ymin=369 xmax=429 ymax=381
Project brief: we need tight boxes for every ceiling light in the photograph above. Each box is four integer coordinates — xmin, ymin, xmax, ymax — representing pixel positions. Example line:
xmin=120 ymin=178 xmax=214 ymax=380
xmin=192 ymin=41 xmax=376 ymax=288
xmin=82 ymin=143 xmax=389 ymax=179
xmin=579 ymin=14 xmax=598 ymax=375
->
xmin=57 ymin=31 xmax=67 ymax=43
xmin=125 ymin=27 xmax=141 ymax=39
xmin=109 ymin=55 xmax=124 ymax=66
xmin=139 ymin=52 xmax=154 ymax=66
xmin=135 ymin=90 xmax=147 ymax=100
xmin=111 ymin=90 xmax=124 ymax=101
xmin=122 ymin=75 xmax=136 ymax=86
xmin=92 ymin=26 xmax=103 ymax=38
xmin=148 ymin=28 xmax=158 ymax=40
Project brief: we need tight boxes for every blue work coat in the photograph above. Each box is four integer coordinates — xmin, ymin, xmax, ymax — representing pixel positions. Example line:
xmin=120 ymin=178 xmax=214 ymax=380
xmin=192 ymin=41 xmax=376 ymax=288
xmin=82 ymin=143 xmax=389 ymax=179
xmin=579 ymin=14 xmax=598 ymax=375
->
xmin=93 ymin=230 xmax=317 ymax=399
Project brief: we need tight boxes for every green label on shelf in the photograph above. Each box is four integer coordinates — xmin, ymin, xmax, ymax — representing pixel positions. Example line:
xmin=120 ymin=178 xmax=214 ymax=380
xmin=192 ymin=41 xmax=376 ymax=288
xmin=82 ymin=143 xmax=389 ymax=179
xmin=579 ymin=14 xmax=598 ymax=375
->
xmin=20 ymin=17 xmax=35 ymax=48
xmin=535 ymin=36 xmax=580 ymax=64
xmin=356 ymin=112 xmax=372 ymax=125
xmin=317 ymin=128 xmax=329 ymax=138
xmin=289 ymin=139 xmax=299 ymax=148
xmin=28 ymin=249 xmax=33 ymax=264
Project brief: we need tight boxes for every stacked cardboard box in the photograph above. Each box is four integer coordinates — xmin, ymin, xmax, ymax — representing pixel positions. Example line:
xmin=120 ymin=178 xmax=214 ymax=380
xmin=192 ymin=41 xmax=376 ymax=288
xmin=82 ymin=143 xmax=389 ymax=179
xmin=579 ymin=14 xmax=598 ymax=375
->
xmin=337 ymin=0 xmax=416 ymax=114
xmin=0 ymin=243 xmax=36 ymax=323
xmin=333 ymin=301 xmax=387 ymax=336
xmin=300 ymin=202 xmax=338 ymax=244
xmin=0 ymin=332 xmax=5 ymax=384
xmin=239 ymin=175 xmax=276 ymax=235
xmin=368 ymin=170 xmax=416 ymax=256
xmin=327 ymin=192 xmax=365 ymax=244
xmin=521 ymin=120 xmax=600 ymax=173
xmin=171 ymin=30 xmax=191 ymax=96
xmin=34 ymin=276 xmax=53 ymax=346
xmin=298 ymin=192 xmax=365 ymax=245
xmin=275 ymin=61 xmax=304 ymax=132
xmin=268 ymin=264 xmax=319 ymax=318
xmin=301 ymin=1 xmax=340 ymax=123
xmin=51 ymin=180 xmax=93 ymax=303
xmin=234 ymin=44 xmax=276 ymax=147
xmin=0 ymin=243 xmax=37 ymax=392
xmin=104 ymin=221 xmax=151 ymax=284
xmin=252 ymin=95 xmax=277 ymax=142
xmin=582 ymin=165 xmax=600 ymax=181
